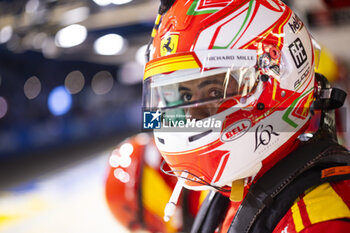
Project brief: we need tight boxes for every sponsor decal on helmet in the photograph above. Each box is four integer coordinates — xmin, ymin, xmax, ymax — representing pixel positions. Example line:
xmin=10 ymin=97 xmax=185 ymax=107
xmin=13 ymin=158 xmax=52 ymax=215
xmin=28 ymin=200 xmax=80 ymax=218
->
xmin=198 ymin=49 xmax=257 ymax=68
xmin=294 ymin=65 xmax=311 ymax=90
xmin=221 ymin=120 xmax=251 ymax=142
xmin=160 ymin=34 xmax=179 ymax=56
xmin=288 ymin=14 xmax=304 ymax=34
xmin=254 ymin=124 xmax=280 ymax=151
xmin=289 ymin=38 xmax=307 ymax=69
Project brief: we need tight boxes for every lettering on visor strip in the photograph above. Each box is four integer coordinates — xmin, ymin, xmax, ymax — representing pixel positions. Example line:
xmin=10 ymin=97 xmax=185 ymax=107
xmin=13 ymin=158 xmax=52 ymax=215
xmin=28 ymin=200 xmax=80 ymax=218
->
xmin=196 ymin=49 xmax=257 ymax=68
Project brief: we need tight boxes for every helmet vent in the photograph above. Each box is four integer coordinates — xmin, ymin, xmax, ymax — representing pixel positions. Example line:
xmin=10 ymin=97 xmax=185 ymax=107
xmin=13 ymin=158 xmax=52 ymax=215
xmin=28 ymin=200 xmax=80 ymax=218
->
xmin=188 ymin=130 xmax=212 ymax=142
xmin=157 ymin=137 xmax=165 ymax=144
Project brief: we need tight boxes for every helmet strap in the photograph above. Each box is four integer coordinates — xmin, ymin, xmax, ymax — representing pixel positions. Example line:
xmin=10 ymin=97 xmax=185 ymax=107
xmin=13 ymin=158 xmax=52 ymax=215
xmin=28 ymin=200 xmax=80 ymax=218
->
xmin=313 ymin=73 xmax=347 ymax=140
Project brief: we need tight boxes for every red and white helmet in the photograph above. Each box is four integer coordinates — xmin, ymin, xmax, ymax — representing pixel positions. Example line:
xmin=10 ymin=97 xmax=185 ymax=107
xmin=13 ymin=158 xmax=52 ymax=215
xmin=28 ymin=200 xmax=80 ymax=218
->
xmin=142 ymin=0 xmax=316 ymax=191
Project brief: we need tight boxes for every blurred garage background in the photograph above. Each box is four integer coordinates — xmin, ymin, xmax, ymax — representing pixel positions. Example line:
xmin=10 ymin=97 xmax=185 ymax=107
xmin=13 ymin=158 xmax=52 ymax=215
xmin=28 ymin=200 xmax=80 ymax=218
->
xmin=0 ymin=0 xmax=349 ymax=232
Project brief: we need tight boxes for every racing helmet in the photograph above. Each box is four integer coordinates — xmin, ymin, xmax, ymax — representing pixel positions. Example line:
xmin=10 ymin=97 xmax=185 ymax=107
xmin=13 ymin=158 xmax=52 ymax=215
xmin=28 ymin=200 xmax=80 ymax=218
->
xmin=105 ymin=133 xmax=203 ymax=232
xmin=142 ymin=0 xmax=316 ymax=191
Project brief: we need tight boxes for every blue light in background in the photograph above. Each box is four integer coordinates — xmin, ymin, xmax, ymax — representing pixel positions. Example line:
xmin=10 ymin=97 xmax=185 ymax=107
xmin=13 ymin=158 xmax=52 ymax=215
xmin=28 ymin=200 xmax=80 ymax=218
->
xmin=48 ymin=86 xmax=72 ymax=116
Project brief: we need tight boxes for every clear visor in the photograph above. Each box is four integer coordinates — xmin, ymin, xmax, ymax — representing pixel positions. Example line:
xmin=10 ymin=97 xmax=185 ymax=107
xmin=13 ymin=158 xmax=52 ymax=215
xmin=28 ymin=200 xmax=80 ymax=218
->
xmin=143 ymin=67 xmax=258 ymax=121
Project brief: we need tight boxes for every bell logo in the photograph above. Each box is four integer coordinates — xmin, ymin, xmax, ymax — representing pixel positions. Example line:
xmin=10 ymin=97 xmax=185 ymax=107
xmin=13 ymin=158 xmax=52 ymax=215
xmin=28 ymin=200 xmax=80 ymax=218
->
xmin=221 ymin=120 xmax=251 ymax=142
xmin=160 ymin=34 xmax=179 ymax=56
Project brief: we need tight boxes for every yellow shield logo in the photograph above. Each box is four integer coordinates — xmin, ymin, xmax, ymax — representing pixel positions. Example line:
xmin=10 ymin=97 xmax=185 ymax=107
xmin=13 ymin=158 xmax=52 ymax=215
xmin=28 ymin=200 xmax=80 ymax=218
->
xmin=160 ymin=35 xmax=179 ymax=56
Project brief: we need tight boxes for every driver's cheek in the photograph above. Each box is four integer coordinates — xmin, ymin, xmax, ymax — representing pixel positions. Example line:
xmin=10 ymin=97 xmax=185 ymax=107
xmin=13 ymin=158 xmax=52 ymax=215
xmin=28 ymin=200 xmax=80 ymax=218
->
xmin=185 ymin=92 xmax=209 ymax=120
xmin=208 ymin=103 xmax=220 ymax=116
xmin=187 ymin=106 xmax=211 ymax=120
xmin=187 ymin=102 xmax=219 ymax=120
xmin=187 ymin=91 xmax=220 ymax=120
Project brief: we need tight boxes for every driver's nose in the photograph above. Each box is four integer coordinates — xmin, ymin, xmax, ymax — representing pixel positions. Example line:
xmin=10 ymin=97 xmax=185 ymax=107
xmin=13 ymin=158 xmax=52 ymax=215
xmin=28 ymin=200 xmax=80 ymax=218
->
xmin=186 ymin=103 xmax=217 ymax=120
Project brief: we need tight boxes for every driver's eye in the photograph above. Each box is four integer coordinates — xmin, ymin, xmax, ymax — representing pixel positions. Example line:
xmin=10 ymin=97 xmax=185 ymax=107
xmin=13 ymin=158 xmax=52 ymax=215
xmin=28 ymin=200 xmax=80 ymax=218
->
xmin=181 ymin=93 xmax=192 ymax=102
xmin=209 ymin=89 xmax=224 ymax=99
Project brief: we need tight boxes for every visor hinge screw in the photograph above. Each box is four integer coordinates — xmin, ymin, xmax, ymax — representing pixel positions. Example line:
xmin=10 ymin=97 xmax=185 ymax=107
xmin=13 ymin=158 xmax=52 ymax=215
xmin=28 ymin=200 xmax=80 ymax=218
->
xmin=281 ymin=91 xmax=286 ymax=97
xmin=260 ymin=74 xmax=269 ymax=82
xmin=257 ymin=103 xmax=265 ymax=110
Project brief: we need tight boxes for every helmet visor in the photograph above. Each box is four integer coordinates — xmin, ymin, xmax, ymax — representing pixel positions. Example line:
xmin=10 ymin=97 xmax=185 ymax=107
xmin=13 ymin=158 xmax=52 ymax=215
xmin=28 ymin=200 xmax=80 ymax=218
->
xmin=143 ymin=67 xmax=258 ymax=121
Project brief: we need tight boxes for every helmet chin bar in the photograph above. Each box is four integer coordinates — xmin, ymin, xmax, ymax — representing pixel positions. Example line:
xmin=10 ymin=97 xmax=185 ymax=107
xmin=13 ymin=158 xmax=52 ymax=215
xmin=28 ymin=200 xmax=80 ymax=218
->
xmin=160 ymin=160 xmax=231 ymax=192
xmin=160 ymin=157 xmax=263 ymax=191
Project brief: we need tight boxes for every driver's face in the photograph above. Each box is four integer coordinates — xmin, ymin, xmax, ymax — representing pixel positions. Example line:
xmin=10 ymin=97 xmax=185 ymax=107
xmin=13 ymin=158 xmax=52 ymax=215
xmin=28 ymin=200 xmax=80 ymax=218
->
xmin=178 ymin=73 xmax=239 ymax=120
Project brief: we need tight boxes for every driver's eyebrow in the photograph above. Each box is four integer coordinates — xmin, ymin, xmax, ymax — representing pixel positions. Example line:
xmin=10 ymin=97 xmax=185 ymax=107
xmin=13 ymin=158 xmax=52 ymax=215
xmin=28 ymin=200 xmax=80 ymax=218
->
xmin=198 ymin=79 xmax=222 ymax=88
xmin=179 ymin=86 xmax=191 ymax=92
xmin=178 ymin=78 xmax=223 ymax=92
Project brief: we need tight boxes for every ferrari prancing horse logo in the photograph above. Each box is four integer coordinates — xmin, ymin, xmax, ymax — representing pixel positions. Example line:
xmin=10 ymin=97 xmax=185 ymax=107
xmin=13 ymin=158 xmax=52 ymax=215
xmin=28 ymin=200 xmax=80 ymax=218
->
xmin=160 ymin=35 xmax=179 ymax=56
